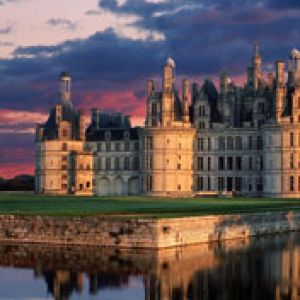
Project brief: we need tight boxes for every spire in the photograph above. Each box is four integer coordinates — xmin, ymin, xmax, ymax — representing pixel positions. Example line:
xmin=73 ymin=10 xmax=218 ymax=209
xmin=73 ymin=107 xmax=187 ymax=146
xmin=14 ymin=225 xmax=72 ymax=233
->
xmin=59 ymin=71 xmax=72 ymax=104
xmin=254 ymin=43 xmax=260 ymax=58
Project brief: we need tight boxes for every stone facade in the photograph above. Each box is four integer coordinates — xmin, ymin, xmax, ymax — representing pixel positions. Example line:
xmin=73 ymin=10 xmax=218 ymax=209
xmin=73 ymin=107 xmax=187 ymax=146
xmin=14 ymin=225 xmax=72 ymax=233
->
xmin=36 ymin=45 xmax=300 ymax=197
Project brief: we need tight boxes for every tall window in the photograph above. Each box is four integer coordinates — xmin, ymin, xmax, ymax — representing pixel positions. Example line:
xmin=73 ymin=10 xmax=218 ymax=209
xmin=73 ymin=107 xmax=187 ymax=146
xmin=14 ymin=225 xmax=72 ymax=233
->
xmin=207 ymin=157 xmax=211 ymax=171
xmin=290 ymin=132 xmax=294 ymax=147
xmin=218 ymin=137 xmax=225 ymax=151
xmin=198 ymin=157 xmax=204 ymax=171
xmin=124 ymin=157 xmax=130 ymax=170
xmin=290 ymin=153 xmax=294 ymax=169
xmin=227 ymin=157 xmax=233 ymax=170
xmin=226 ymin=137 xmax=234 ymax=150
xmin=218 ymin=157 xmax=225 ymax=170
xmin=198 ymin=176 xmax=204 ymax=191
xmin=290 ymin=176 xmax=294 ymax=192
xmin=248 ymin=136 xmax=253 ymax=150
xmin=235 ymin=136 xmax=242 ymax=150
xmin=235 ymin=157 xmax=242 ymax=170
xmin=125 ymin=142 xmax=130 ymax=151
xmin=207 ymin=177 xmax=211 ymax=191
xmin=106 ymin=143 xmax=111 ymax=152
xmin=97 ymin=157 xmax=102 ymax=170
xmin=133 ymin=157 xmax=139 ymax=170
xmin=249 ymin=157 xmax=253 ymax=170
xmin=257 ymin=136 xmax=263 ymax=150
xmin=218 ymin=177 xmax=224 ymax=191
xmin=115 ymin=157 xmax=120 ymax=170
xmin=207 ymin=137 xmax=211 ymax=151
xmin=115 ymin=143 xmax=120 ymax=151
xmin=198 ymin=138 xmax=204 ymax=151
xmin=106 ymin=157 xmax=111 ymax=170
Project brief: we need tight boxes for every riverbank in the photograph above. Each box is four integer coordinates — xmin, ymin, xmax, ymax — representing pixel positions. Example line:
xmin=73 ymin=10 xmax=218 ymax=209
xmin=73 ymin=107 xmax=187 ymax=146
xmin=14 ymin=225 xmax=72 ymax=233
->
xmin=0 ymin=211 xmax=299 ymax=248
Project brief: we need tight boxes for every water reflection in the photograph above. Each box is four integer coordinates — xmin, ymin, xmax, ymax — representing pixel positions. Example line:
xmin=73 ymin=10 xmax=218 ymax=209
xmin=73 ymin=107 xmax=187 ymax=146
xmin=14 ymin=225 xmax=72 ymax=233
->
xmin=0 ymin=233 xmax=300 ymax=299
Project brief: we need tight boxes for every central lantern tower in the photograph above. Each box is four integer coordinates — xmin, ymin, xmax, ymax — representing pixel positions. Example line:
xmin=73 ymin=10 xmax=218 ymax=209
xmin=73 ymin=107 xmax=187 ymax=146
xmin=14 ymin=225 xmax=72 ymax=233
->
xmin=143 ymin=58 xmax=196 ymax=196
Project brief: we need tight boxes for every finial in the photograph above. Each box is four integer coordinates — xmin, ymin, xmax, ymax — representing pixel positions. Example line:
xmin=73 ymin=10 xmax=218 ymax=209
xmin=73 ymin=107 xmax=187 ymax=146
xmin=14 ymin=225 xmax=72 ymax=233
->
xmin=254 ymin=43 xmax=260 ymax=57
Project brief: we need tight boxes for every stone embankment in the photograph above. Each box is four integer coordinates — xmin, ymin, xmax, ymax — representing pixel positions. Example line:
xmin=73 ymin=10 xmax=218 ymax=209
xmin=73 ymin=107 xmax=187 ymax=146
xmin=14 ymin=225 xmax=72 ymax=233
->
xmin=0 ymin=211 xmax=299 ymax=248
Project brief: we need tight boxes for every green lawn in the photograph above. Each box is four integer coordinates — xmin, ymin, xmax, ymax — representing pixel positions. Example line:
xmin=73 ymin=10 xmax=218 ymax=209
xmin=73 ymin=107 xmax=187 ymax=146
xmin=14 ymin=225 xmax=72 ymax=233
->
xmin=0 ymin=192 xmax=300 ymax=218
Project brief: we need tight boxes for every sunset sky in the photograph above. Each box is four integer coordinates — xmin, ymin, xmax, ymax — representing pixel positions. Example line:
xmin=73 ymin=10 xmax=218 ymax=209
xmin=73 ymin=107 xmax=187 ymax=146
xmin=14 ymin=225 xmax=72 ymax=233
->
xmin=0 ymin=0 xmax=300 ymax=178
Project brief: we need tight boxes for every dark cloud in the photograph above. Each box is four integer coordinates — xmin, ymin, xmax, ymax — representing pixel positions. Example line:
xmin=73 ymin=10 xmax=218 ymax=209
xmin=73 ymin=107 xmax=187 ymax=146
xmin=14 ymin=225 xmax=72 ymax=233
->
xmin=0 ymin=26 xmax=12 ymax=34
xmin=47 ymin=18 xmax=77 ymax=30
xmin=1 ymin=0 xmax=300 ymax=176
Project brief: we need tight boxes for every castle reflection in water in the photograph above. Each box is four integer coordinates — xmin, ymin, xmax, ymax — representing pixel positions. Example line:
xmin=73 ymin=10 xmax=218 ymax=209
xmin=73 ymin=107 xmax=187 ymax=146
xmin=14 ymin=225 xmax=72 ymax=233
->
xmin=0 ymin=233 xmax=300 ymax=300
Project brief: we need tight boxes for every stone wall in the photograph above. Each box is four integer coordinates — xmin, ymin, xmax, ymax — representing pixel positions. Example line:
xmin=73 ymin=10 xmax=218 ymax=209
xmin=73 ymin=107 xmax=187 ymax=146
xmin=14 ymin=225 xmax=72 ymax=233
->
xmin=0 ymin=211 xmax=299 ymax=248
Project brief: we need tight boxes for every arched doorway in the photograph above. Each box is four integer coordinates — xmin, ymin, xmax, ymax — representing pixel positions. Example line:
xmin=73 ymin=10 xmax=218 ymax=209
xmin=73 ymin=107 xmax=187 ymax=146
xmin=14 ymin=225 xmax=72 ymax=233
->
xmin=113 ymin=177 xmax=123 ymax=195
xmin=98 ymin=177 xmax=110 ymax=196
xmin=128 ymin=177 xmax=139 ymax=195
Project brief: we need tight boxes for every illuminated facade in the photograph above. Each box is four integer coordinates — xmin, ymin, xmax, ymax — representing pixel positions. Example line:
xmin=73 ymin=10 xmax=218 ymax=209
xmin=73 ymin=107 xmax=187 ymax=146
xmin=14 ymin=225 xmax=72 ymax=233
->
xmin=35 ymin=46 xmax=300 ymax=197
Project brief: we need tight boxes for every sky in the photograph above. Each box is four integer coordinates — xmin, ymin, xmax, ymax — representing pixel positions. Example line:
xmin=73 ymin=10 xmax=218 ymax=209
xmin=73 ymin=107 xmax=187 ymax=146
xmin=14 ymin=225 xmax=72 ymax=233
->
xmin=0 ymin=0 xmax=300 ymax=178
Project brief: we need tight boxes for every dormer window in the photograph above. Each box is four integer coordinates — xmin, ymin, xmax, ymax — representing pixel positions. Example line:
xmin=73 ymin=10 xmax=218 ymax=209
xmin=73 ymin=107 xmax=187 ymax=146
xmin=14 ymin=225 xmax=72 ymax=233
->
xmin=105 ymin=131 xmax=111 ymax=140
xmin=124 ymin=131 xmax=130 ymax=140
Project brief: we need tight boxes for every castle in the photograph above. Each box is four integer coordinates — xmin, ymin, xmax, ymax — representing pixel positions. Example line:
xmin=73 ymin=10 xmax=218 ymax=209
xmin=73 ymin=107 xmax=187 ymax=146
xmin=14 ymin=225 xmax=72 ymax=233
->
xmin=35 ymin=45 xmax=300 ymax=197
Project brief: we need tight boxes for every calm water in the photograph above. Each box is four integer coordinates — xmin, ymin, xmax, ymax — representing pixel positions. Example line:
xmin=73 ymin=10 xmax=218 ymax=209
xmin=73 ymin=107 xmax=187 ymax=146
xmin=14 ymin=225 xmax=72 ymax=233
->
xmin=0 ymin=233 xmax=299 ymax=300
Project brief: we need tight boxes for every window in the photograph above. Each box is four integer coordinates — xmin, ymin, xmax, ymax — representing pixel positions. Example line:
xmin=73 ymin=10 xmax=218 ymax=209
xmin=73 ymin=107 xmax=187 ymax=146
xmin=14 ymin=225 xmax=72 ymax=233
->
xmin=235 ymin=177 xmax=242 ymax=192
xmin=152 ymin=103 xmax=157 ymax=115
xmin=86 ymin=164 xmax=91 ymax=170
xmin=177 ymin=164 xmax=181 ymax=170
xmin=134 ymin=142 xmax=139 ymax=151
xmin=249 ymin=157 xmax=253 ymax=170
xmin=97 ymin=143 xmax=102 ymax=151
xmin=198 ymin=121 xmax=205 ymax=129
xmin=105 ymin=131 xmax=111 ymax=140
xmin=198 ymin=138 xmax=204 ymax=151
xmin=106 ymin=143 xmax=111 ymax=152
xmin=298 ymin=97 xmax=300 ymax=109
xmin=290 ymin=153 xmax=294 ymax=169
xmin=257 ymin=136 xmax=263 ymax=150
xmin=226 ymin=137 xmax=234 ymax=150
xmin=235 ymin=136 xmax=242 ymax=150
xmin=207 ymin=157 xmax=211 ymax=171
xmin=207 ymin=137 xmax=211 ymax=151
xmin=248 ymin=136 xmax=253 ymax=150
xmin=97 ymin=157 xmax=102 ymax=170
xmin=177 ymin=184 xmax=181 ymax=191
xmin=147 ymin=175 xmax=152 ymax=191
xmin=290 ymin=132 xmax=294 ymax=147
xmin=197 ymin=176 xmax=204 ymax=191
xmin=62 ymin=165 xmax=67 ymax=170
xmin=62 ymin=129 xmax=68 ymax=137
xmin=178 ymin=143 xmax=182 ymax=150
xmin=218 ymin=157 xmax=225 ymax=170
xmin=62 ymin=184 xmax=67 ymax=189
xmin=227 ymin=157 xmax=233 ymax=170
xmin=115 ymin=143 xmax=120 ymax=151
xmin=198 ymin=157 xmax=203 ymax=171
xmin=61 ymin=174 xmax=67 ymax=180
xmin=207 ymin=177 xmax=211 ymax=191
xmin=125 ymin=142 xmax=130 ymax=151
xmin=290 ymin=176 xmax=294 ymax=192
xmin=124 ymin=157 xmax=130 ymax=170
xmin=62 ymin=143 xmax=67 ymax=151
xmin=115 ymin=157 xmax=120 ymax=170
xmin=86 ymin=181 xmax=91 ymax=188
xmin=218 ymin=137 xmax=225 ymax=150
xmin=106 ymin=157 xmax=111 ymax=170
xmin=133 ymin=157 xmax=139 ymax=170
xmin=298 ymin=176 xmax=300 ymax=191
xmin=218 ymin=177 xmax=224 ymax=191
xmin=235 ymin=157 xmax=242 ymax=170
xmin=62 ymin=156 xmax=67 ymax=162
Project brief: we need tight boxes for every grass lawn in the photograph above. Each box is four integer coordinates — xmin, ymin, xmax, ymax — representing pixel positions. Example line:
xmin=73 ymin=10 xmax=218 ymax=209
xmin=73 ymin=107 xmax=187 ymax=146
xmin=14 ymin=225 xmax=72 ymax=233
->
xmin=0 ymin=192 xmax=300 ymax=218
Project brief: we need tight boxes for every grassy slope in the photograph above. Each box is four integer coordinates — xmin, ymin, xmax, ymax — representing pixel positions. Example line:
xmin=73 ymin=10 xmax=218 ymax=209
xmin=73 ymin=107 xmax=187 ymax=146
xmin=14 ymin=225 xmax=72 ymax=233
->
xmin=0 ymin=193 xmax=300 ymax=218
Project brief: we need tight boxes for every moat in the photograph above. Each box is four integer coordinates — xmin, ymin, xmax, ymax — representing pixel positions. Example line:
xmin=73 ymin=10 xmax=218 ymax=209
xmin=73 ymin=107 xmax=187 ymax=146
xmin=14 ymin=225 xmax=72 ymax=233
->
xmin=0 ymin=232 xmax=299 ymax=299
